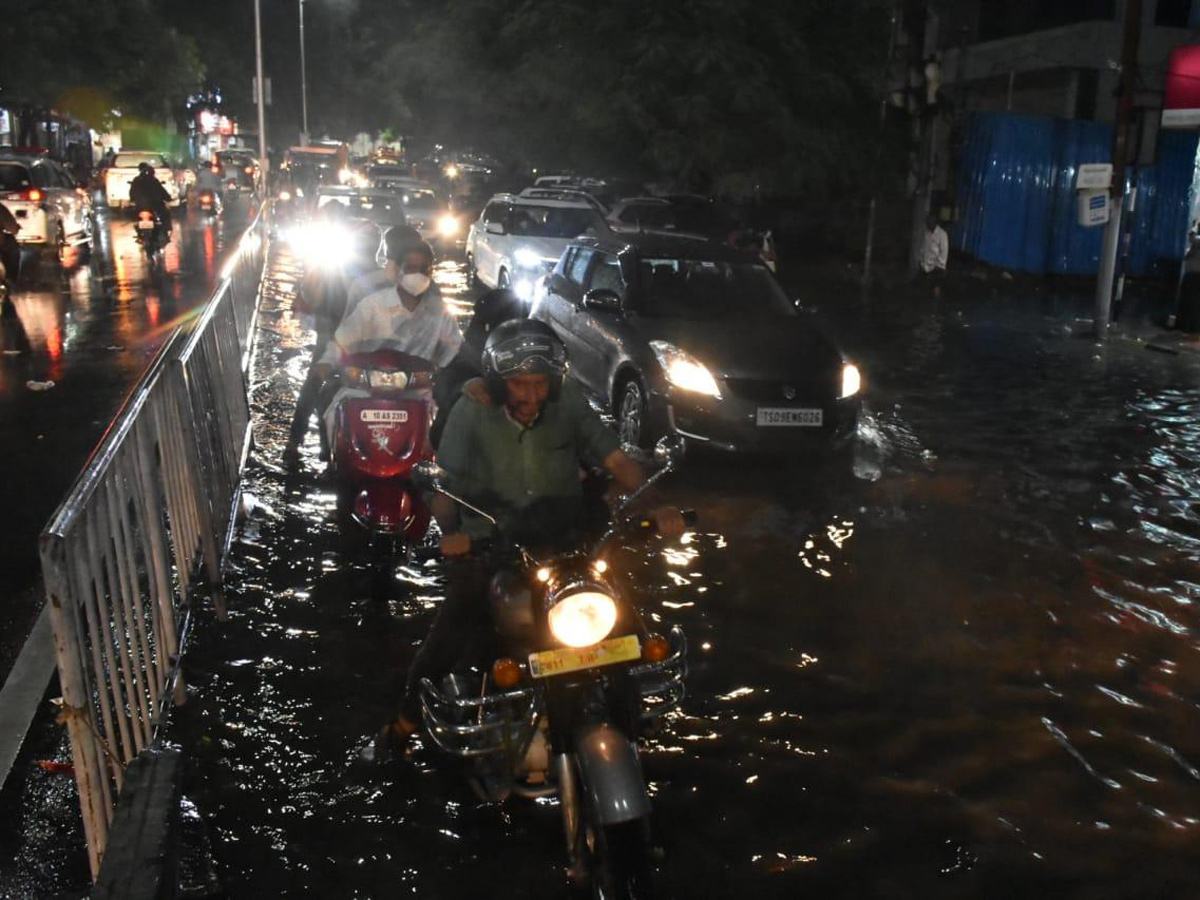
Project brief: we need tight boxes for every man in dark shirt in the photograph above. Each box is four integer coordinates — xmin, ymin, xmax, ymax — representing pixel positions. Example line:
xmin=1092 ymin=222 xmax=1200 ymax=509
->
xmin=128 ymin=163 xmax=172 ymax=231
xmin=371 ymin=319 xmax=684 ymax=756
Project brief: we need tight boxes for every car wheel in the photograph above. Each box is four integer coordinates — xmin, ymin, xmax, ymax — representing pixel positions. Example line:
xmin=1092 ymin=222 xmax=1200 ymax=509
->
xmin=616 ymin=378 xmax=649 ymax=449
xmin=497 ymin=268 xmax=510 ymax=289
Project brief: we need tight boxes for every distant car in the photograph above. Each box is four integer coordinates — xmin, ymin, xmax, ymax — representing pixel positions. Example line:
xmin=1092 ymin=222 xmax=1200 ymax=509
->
xmin=606 ymin=195 xmax=741 ymax=243
xmin=0 ymin=153 xmax=93 ymax=261
xmin=465 ymin=192 xmax=606 ymax=301
xmin=313 ymin=186 xmax=409 ymax=229
xmin=530 ymin=232 xmax=861 ymax=452
xmin=104 ymin=151 xmax=182 ymax=209
xmin=215 ymin=149 xmax=262 ymax=194
xmin=368 ymin=175 xmax=460 ymax=245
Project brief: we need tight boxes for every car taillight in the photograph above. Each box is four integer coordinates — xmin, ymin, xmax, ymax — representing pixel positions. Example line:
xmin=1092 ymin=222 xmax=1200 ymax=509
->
xmin=244 ymin=166 xmax=253 ymax=174
xmin=26 ymin=189 xmax=43 ymax=203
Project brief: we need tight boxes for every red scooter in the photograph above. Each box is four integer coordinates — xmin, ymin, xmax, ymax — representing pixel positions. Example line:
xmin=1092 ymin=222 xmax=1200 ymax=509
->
xmin=328 ymin=349 xmax=435 ymax=597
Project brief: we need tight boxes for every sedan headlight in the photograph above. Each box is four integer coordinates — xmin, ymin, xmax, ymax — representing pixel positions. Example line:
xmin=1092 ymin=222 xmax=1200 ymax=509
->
xmin=840 ymin=363 xmax=861 ymax=399
xmin=437 ymin=213 xmax=460 ymax=237
xmin=548 ymin=588 xmax=618 ymax=648
xmin=650 ymin=341 xmax=721 ymax=398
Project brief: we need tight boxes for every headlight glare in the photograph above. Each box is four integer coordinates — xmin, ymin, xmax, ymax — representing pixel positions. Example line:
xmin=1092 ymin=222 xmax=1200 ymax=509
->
xmin=437 ymin=214 xmax=460 ymax=237
xmin=840 ymin=363 xmax=861 ymax=399
xmin=548 ymin=589 xmax=618 ymax=647
xmin=650 ymin=341 xmax=721 ymax=398
xmin=514 ymin=247 xmax=542 ymax=268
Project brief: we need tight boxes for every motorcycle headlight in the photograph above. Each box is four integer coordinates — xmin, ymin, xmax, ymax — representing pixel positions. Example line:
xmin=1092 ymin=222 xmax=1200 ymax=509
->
xmin=548 ymin=587 xmax=618 ymax=648
xmin=840 ymin=363 xmax=861 ymax=399
xmin=514 ymin=247 xmax=542 ymax=268
xmin=650 ymin=341 xmax=721 ymax=398
xmin=437 ymin=214 xmax=460 ymax=237
xmin=367 ymin=369 xmax=410 ymax=390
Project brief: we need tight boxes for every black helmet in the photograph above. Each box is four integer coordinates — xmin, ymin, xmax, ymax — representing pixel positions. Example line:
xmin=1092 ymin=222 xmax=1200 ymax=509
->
xmin=137 ymin=162 xmax=153 ymax=175
xmin=382 ymin=225 xmax=429 ymax=263
xmin=481 ymin=319 xmax=568 ymax=401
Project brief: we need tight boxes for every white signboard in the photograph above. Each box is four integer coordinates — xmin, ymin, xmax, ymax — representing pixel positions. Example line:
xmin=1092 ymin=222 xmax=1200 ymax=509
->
xmin=1076 ymin=163 xmax=1113 ymax=191
xmin=1078 ymin=189 xmax=1110 ymax=227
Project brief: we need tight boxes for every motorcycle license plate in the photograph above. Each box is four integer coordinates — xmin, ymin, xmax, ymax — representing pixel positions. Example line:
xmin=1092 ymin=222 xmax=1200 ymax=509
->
xmin=756 ymin=407 xmax=823 ymax=427
xmin=137 ymin=220 xmax=155 ymax=230
xmin=528 ymin=635 xmax=641 ymax=679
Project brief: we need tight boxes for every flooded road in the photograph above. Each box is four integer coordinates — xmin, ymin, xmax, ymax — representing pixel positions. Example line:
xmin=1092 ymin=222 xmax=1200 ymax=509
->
xmin=0 ymin=201 xmax=252 ymax=679
xmin=105 ymin=250 xmax=1200 ymax=896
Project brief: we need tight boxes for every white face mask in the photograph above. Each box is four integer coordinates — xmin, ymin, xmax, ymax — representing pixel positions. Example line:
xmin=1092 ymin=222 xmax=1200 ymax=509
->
xmin=399 ymin=273 xmax=432 ymax=296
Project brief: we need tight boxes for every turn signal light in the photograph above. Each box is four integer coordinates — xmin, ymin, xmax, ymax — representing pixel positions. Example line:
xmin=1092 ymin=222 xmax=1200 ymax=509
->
xmin=492 ymin=658 xmax=522 ymax=689
xmin=642 ymin=634 xmax=671 ymax=663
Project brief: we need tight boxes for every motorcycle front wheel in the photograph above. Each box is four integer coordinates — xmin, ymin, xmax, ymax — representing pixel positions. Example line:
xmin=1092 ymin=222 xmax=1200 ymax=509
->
xmin=567 ymin=775 xmax=655 ymax=899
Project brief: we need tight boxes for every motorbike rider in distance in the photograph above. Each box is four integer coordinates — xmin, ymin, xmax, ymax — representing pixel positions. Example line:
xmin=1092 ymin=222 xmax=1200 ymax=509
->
xmin=371 ymin=319 xmax=686 ymax=757
xmin=128 ymin=162 xmax=172 ymax=232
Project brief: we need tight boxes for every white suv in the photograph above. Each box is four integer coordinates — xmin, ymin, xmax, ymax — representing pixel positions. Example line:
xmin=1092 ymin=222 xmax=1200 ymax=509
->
xmin=465 ymin=193 xmax=605 ymax=301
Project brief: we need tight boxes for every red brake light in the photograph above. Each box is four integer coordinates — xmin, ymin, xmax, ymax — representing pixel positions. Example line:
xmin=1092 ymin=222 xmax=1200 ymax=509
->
xmin=139 ymin=211 xmax=153 ymax=221
xmin=27 ymin=189 xmax=43 ymax=203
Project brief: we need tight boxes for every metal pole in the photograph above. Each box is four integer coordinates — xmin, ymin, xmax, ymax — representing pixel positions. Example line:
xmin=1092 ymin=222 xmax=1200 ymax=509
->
xmin=299 ymin=0 xmax=309 ymax=144
xmin=254 ymin=0 xmax=269 ymax=182
xmin=861 ymin=0 xmax=898 ymax=288
xmin=1094 ymin=0 xmax=1142 ymax=340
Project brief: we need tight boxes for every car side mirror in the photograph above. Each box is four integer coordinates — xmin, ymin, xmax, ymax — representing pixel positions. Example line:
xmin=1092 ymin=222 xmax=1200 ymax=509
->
xmin=582 ymin=288 xmax=622 ymax=313
xmin=485 ymin=221 xmax=505 ymax=236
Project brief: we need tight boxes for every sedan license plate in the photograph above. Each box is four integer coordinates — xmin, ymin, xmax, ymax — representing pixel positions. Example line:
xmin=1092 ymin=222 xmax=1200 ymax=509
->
xmin=756 ymin=407 xmax=823 ymax=427
xmin=528 ymin=635 xmax=641 ymax=679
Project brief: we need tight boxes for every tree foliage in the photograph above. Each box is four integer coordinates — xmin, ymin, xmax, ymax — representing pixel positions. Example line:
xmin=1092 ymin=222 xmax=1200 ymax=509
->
xmin=0 ymin=0 xmax=204 ymax=127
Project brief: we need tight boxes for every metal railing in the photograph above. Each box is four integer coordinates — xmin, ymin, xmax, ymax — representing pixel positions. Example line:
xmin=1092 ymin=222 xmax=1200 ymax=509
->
xmin=39 ymin=205 xmax=268 ymax=878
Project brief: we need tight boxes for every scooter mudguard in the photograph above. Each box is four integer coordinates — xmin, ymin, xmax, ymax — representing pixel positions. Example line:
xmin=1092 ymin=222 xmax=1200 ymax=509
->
xmin=573 ymin=724 xmax=651 ymax=825
xmin=351 ymin=482 xmax=431 ymax=537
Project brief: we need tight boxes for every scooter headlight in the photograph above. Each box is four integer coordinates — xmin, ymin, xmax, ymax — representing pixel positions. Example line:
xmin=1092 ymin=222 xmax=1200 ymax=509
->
xmin=548 ymin=586 xmax=618 ymax=648
xmin=366 ymin=369 xmax=410 ymax=390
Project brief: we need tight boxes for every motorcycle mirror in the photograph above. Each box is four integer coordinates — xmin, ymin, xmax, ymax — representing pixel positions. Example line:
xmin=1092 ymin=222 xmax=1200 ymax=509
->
xmin=653 ymin=435 xmax=686 ymax=470
xmin=412 ymin=460 xmax=447 ymax=491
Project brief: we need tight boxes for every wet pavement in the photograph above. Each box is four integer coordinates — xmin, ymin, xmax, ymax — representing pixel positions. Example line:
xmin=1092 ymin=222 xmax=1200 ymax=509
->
xmin=11 ymin=240 xmax=1200 ymax=897
xmin=0 ymin=200 xmax=253 ymax=682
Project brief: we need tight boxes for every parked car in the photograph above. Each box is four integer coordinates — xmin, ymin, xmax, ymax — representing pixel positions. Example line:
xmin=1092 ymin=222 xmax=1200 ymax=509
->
xmin=530 ymin=232 xmax=861 ymax=453
xmin=465 ymin=192 xmax=606 ymax=301
xmin=104 ymin=151 xmax=182 ymax=209
xmin=0 ymin=153 xmax=93 ymax=262
xmin=606 ymin=195 xmax=741 ymax=243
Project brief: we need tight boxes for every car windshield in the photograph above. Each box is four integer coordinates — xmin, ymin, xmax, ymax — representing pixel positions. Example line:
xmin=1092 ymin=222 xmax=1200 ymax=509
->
xmin=0 ymin=164 xmax=33 ymax=191
xmin=509 ymin=206 xmax=599 ymax=239
xmin=368 ymin=166 xmax=409 ymax=179
xmin=399 ymin=189 xmax=444 ymax=210
xmin=114 ymin=153 xmax=168 ymax=169
xmin=635 ymin=258 xmax=794 ymax=319
xmin=317 ymin=193 xmax=406 ymax=225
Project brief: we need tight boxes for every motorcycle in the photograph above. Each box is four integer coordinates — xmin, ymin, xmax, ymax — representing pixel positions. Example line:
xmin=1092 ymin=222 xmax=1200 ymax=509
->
xmin=195 ymin=188 xmax=222 ymax=218
xmin=134 ymin=208 xmax=168 ymax=257
xmin=413 ymin=437 xmax=692 ymax=898
xmin=327 ymin=348 xmax=435 ymax=597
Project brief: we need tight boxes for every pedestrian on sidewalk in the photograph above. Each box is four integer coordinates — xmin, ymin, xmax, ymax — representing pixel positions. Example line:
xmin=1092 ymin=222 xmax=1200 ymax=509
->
xmin=920 ymin=213 xmax=948 ymax=298
xmin=1176 ymin=224 xmax=1200 ymax=333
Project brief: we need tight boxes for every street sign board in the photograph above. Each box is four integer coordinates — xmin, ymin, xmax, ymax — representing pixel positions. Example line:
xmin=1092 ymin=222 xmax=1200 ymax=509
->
xmin=1163 ymin=45 xmax=1200 ymax=129
xmin=1075 ymin=163 xmax=1112 ymax=190
xmin=1078 ymin=189 xmax=1110 ymax=228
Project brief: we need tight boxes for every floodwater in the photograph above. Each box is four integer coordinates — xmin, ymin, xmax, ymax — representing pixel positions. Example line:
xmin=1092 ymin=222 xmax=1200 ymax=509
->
xmin=29 ymin=241 xmax=1200 ymax=897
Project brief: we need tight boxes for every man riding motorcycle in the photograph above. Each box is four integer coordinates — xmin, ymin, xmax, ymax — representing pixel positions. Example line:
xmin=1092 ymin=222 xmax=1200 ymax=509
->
xmin=128 ymin=162 xmax=172 ymax=232
xmin=0 ymin=202 xmax=20 ymax=295
xmin=314 ymin=231 xmax=463 ymax=456
xmin=372 ymin=319 xmax=685 ymax=757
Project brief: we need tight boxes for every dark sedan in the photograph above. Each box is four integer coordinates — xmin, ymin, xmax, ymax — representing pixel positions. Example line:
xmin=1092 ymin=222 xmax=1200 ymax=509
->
xmin=530 ymin=233 xmax=862 ymax=453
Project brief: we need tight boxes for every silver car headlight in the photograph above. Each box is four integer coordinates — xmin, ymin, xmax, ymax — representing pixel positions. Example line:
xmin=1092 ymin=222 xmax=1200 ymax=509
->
xmin=548 ymin=586 xmax=618 ymax=648
xmin=840 ymin=363 xmax=861 ymax=399
xmin=650 ymin=341 xmax=722 ymax=398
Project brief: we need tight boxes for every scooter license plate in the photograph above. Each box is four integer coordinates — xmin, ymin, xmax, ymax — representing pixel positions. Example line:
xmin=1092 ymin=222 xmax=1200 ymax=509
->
xmin=528 ymin=635 xmax=641 ymax=679
xmin=136 ymin=221 xmax=155 ymax=230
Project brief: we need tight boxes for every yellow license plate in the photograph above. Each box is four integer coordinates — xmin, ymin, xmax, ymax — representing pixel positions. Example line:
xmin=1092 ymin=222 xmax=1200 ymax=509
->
xmin=528 ymin=635 xmax=641 ymax=679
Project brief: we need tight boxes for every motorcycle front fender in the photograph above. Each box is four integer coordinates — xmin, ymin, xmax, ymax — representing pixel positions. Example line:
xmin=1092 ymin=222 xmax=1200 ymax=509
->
xmin=573 ymin=723 xmax=651 ymax=826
